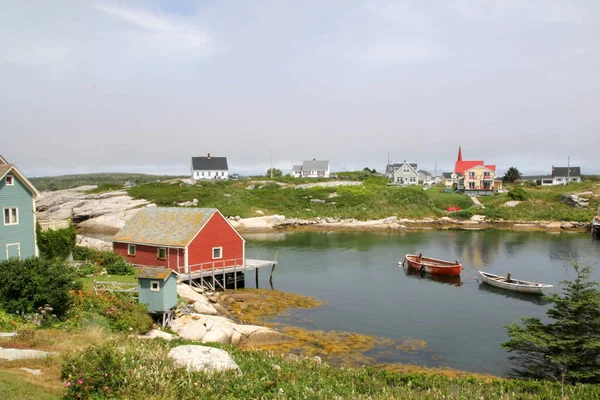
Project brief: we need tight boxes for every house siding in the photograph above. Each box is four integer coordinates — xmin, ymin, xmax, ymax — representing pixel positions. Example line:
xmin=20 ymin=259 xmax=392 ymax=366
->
xmin=114 ymin=242 xmax=184 ymax=270
xmin=192 ymin=170 xmax=229 ymax=180
xmin=0 ymin=175 xmax=36 ymax=261
xmin=138 ymin=274 xmax=178 ymax=313
xmin=462 ymin=166 xmax=496 ymax=193
xmin=392 ymin=163 xmax=419 ymax=185
xmin=187 ymin=213 xmax=244 ymax=271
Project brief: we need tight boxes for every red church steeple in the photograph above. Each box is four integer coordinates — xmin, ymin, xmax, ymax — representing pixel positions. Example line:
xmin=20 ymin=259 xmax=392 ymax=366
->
xmin=457 ymin=146 xmax=463 ymax=162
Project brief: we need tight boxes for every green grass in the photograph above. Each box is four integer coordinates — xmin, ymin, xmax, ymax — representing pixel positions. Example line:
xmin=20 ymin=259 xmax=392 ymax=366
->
xmin=0 ymin=370 xmax=61 ymax=399
xmin=427 ymin=189 xmax=475 ymax=210
xmin=80 ymin=274 xmax=137 ymax=291
xmin=29 ymin=173 xmax=187 ymax=192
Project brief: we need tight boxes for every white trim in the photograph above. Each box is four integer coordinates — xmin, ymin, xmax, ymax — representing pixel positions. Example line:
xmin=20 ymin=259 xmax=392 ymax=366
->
xmin=0 ymin=165 xmax=40 ymax=198
xmin=212 ymin=246 xmax=223 ymax=259
xmin=5 ymin=243 xmax=21 ymax=259
xmin=150 ymin=280 xmax=160 ymax=292
xmin=184 ymin=248 xmax=189 ymax=272
xmin=5 ymin=174 xmax=14 ymax=186
xmin=128 ymin=244 xmax=136 ymax=256
xmin=157 ymin=247 xmax=166 ymax=260
xmin=3 ymin=207 xmax=19 ymax=225
xmin=32 ymin=196 xmax=38 ymax=257
xmin=0 ymin=155 xmax=7 ymax=165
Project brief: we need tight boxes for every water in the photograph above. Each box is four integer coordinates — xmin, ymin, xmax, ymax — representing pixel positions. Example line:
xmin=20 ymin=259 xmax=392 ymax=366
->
xmin=244 ymin=230 xmax=600 ymax=376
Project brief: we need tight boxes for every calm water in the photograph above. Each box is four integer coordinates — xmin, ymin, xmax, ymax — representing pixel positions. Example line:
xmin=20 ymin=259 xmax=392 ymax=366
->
xmin=244 ymin=230 xmax=600 ymax=376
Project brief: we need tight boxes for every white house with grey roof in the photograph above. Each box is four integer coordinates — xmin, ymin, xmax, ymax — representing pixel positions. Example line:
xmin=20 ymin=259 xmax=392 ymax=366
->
xmin=191 ymin=153 xmax=229 ymax=180
xmin=391 ymin=161 xmax=419 ymax=185
xmin=522 ymin=166 xmax=582 ymax=186
xmin=292 ymin=159 xmax=330 ymax=178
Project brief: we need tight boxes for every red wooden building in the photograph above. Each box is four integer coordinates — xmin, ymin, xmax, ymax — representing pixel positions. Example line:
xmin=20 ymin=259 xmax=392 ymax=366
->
xmin=113 ymin=207 xmax=245 ymax=274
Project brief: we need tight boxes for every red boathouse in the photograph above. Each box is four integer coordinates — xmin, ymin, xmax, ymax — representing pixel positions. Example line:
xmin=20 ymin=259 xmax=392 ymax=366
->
xmin=113 ymin=207 xmax=245 ymax=274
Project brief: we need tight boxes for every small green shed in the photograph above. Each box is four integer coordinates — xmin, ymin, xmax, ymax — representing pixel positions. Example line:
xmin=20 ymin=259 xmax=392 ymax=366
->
xmin=136 ymin=267 xmax=179 ymax=313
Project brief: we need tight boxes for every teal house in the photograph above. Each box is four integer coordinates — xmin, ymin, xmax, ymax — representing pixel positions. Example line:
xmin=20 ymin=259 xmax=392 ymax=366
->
xmin=136 ymin=267 xmax=179 ymax=313
xmin=0 ymin=155 xmax=40 ymax=261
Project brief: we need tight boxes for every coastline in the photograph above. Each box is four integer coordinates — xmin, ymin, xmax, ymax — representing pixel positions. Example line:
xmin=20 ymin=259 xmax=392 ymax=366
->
xmin=229 ymin=215 xmax=592 ymax=234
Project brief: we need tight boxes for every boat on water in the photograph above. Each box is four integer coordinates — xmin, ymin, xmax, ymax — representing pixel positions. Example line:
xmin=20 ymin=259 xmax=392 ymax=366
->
xmin=402 ymin=254 xmax=463 ymax=276
xmin=593 ymin=207 xmax=600 ymax=237
xmin=404 ymin=267 xmax=462 ymax=286
xmin=478 ymin=271 xmax=553 ymax=295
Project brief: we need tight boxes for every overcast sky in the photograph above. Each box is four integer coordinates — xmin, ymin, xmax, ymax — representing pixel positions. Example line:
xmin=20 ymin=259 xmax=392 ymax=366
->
xmin=1 ymin=1 xmax=599 ymax=177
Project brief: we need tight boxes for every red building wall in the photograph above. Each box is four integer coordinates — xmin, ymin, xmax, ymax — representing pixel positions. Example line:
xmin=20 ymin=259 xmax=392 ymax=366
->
xmin=113 ymin=242 xmax=185 ymax=271
xmin=187 ymin=212 xmax=244 ymax=271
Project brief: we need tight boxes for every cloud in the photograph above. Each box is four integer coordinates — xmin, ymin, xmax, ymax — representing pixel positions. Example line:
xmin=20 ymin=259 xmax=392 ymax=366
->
xmin=93 ymin=3 xmax=210 ymax=52
xmin=362 ymin=43 xmax=433 ymax=63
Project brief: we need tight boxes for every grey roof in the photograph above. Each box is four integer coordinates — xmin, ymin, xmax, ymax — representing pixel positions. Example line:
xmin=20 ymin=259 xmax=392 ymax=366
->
xmin=301 ymin=160 xmax=329 ymax=171
xmin=191 ymin=156 xmax=228 ymax=171
xmin=409 ymin=163 xmax=418 ymax=169
xmin=418 ymin=170 xmax=431 ymax=175
xmin=442 ymin=172 xmax=452 ymax=178
xmin=114 ymin=207 xmax=218 ymax=247
xmin=292 ymin=165 xmax=302 ymax=171
xmin=552 ymin=167 xmax=581 ymax=177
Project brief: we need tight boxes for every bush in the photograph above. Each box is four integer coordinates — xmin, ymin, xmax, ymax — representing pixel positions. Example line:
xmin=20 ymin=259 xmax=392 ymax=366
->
xmin=508 ymin=187 xmax=529 ymax=201
xmin=73 ymin=247 xmax=135 ymax=276
xmin=36 ymin=223 xmax=76 ymax=260
xmin=69 ymin=290 xmax=152 ymax=333
xmin=73 ymin=246 xmax=96 ymax=261
xmin=0 ymin=258 xmax=81 ymax=317
xmin=76 ymin=262 xmax=103 ymax=277
xmin=451 ymin=210 xmax=474 ymax=220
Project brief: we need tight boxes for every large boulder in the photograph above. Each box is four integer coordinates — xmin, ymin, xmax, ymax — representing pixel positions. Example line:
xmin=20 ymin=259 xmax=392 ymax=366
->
xmin=560 ymin=194 xmax=589 ymax=209
xmin=76 ymin=235 xmax=112 ymax=251
xmin=168 ymin=345 xmax=241 ymax=375
xmin=177 ymin=284 xmax=217 ymax=315
xmin=0 ymin=347 xmax=58 ymax=361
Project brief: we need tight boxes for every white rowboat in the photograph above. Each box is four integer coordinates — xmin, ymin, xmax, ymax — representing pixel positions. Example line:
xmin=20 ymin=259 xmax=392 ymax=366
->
xmin=478 ymin=271 xmax=553 ymax=295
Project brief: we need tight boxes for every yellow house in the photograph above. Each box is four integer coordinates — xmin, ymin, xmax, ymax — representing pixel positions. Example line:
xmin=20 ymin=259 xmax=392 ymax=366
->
xmin=461 ymin=165 xmax=496 ymax=194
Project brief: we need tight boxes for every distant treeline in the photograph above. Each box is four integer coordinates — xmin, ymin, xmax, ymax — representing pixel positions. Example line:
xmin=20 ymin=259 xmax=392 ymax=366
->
xmin=29 ymin=173 xmax=186 ymax=191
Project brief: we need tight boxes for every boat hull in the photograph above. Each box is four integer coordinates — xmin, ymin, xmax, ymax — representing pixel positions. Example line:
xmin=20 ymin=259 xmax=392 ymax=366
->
xmin=404 ymin=254 xmax=462 ymax=276
xmin=478 ymin=271 xmax=552 ymax=295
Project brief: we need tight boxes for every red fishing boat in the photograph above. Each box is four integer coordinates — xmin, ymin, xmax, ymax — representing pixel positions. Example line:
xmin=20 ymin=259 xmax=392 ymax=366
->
xmin=402 ymin=254 xmax=463 ymax=276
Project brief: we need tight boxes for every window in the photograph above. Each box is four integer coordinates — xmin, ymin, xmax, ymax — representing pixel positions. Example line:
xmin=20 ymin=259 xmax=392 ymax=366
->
xmin=5 ymin=175 xmax=14 ymax=186
xmin=410 ymin=177 xmax=416 ymax=183
xmin=150 ymin=281 xmax=160 ymax=292
xmin=3 ymin=208 xmax=18 ymax=225
xmin=469 ymin=182 xmax=476 ymax=189
xmin=202 ymin=171 xmax=205 ymax=177
xmin=128 ymin=244 xmax=136 ymax=256
xmin=157 ymin=247 xmax=166 ymax=259
xmin=212 ymin=247 xmax=222 ymax=259
xmin=404 ymin=168 xmax=409 ymax=173
xmin=221 ymin=172 xmax=225 ymax=176
xmin=469 ymin=172 xmax=475 ymax=178
xmin=557 ymin=178 xmax=562 ymax=182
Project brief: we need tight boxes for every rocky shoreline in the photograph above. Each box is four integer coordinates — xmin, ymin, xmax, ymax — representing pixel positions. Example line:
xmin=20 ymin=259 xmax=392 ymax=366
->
xmin=36 ymin=186 xmax=592 ymax=237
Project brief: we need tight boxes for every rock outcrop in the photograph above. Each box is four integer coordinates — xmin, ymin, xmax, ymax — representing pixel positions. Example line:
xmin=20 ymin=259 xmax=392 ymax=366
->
xmin=560 ymin=194 xmax=590 ymax=209
xmin=177 ymin=284 xmax=218 ymax=315
xmin=76 ymin=235 xmax=112 ymax=251
xmin=0 ymin=347 xmax=58 ymax=361
xmin=36 ymin=186 xmax=152 ymax=234
xmin=167 ymin=345 xmax=242 ymax=374
xmin=169 ymin=314 xmax=294 ymax=347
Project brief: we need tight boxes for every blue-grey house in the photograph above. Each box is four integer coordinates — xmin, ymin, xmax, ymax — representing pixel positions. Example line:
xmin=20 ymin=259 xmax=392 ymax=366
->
xmin=136 ymin=267 xmax=179 ymax=327
xmin=0 ymin=156 xmax=40 ymax=261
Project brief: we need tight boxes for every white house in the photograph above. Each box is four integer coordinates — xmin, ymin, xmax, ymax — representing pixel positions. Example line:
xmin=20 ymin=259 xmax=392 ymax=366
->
xmin=417 ymin=170 xmax=433 ymax=184
xmin=391 ymin=161 xmax=419 ymax=185
xmin=522 ymin=166 xmax=582 ymax=186
xmin=442 ymin=172 xmax=461 ymax=188
xmin=191 ymin=153 xmax=229 ymax=180
xmin=292 ymin=159 xmax=330 ymax=178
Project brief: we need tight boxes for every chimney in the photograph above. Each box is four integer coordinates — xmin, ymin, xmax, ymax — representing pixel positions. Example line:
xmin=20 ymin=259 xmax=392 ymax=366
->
xmin=313 ymin=158 xmax=316 ymax=161
xmin=207 ymin=153 xmax=211 ymax=159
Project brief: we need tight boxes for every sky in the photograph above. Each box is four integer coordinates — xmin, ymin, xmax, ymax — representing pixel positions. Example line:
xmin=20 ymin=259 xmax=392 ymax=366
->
xmin=1 ymin=0 xmax=599 ymax=177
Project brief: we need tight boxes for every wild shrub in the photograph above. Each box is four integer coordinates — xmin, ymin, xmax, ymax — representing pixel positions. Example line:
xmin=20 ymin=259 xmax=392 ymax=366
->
xmin=452 ymin=210 xmax=474 ymax=220
xmin=0 ymin=258 xmax=81 ymax=317
xmin=73 ymin=246 xmax=96 ymax=261
xmin=508 ymin=187 xmax=530 ymax=201
xmin=36 ymin=223 xmax=76 ymax=260
xmin=76 ymin=262 xmax=103 ymax=277
xmin=73 ymin=247 xmax=135 ymax=275
xmin=69 ymin=290 xmax=152 ymax=333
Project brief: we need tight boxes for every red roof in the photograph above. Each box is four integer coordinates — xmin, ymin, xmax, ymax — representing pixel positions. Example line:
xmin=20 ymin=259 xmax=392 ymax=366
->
xmin=484 ymin=165 xmax=496 ymax=171
xmin=455 ymin=160 xmax=484 ymax=175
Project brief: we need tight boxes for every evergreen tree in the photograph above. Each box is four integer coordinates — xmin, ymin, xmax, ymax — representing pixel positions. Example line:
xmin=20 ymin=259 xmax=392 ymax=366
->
xmin=503 ymin=167 xmax=522 ymax=183
xmin=502 ymin=262 xmax=600 ymax=384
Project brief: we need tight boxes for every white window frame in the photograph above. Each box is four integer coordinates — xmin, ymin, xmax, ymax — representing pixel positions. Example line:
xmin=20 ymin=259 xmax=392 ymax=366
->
xmin=5 ymin=243 xmax=21 ymax=259
xmin=212 ymin=246 xmax=223 ymax=260
xmin=150 ymin=280 xmax=160 ymax=292
xmin=3 ymin=207 xmax=18 ymax=225
xmin=5 ymin=175 xmax=14 ymax=186
xmin=128 ymin=244 xmax=136 ymax=256
xmin=157 ymin=247 xmax=166 ymax=260
xmin=404 ymin=168 xmax=409 ymax=173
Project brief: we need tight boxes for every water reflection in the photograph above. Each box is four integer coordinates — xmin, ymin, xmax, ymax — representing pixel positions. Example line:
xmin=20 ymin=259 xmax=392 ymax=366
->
xmin=452 ymin=231 xmax=502 ymax=269
xmin=477 ymin=282 xmax=550 ymax=306
xmin=403 ymin=266 xmax=462 ymax=287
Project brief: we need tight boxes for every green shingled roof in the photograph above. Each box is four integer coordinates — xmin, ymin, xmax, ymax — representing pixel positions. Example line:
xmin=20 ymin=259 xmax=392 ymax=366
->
xmin=113 ymin=207 xmax=217 ymax=247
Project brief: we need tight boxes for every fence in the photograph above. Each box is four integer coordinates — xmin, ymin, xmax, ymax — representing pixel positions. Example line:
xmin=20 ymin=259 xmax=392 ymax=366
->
xmin=38 ymin=219 xmax=71 ymax=231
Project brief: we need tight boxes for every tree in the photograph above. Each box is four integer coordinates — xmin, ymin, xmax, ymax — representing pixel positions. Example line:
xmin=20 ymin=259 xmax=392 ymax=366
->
xmin=503 ymin=167 xmax=522 ymax=183
xmin=502 ymin=262 xmax=600 ymax=385
xmin=266 ymin=168 xmax=282 ymax=178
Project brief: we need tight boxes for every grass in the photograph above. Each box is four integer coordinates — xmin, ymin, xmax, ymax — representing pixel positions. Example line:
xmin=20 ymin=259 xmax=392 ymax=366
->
xmin=29 ymin=173 xmax=187 ymax=192
xmin=80 ymin=274 xmax=137 ymax=291
xmin=0 ymin=370 xmax=61 ymax=399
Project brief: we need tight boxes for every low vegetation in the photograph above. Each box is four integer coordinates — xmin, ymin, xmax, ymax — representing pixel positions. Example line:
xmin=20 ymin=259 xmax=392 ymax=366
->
xmin=29 ymin=173 xmax=186 ymax=191
xmin=36 ymin=223 xmax=76 ymax=260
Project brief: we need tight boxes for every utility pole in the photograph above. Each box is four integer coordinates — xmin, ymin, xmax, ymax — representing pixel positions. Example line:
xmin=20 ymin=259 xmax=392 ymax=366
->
xmin=567 ymin=156 xmax=570 ymax=184
xmin=434 ymin=161 xmax=438 ymax=178
xmin=270 ymin=150 xmax=274 ymax=178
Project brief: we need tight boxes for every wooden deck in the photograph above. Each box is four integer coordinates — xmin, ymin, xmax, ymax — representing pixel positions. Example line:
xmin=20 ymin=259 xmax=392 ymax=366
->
xmin=179 ymin=258 xmax=277 ymax=291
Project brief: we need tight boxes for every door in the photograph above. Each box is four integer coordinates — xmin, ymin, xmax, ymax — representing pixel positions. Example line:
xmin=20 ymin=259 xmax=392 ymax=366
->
xmin=6 ymin=243 xmax=20 ymax=259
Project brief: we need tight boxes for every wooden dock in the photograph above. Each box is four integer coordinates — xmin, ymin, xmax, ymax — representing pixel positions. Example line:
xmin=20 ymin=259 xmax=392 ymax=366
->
xmin=178 ymin=258 xmax=277 ymax=291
